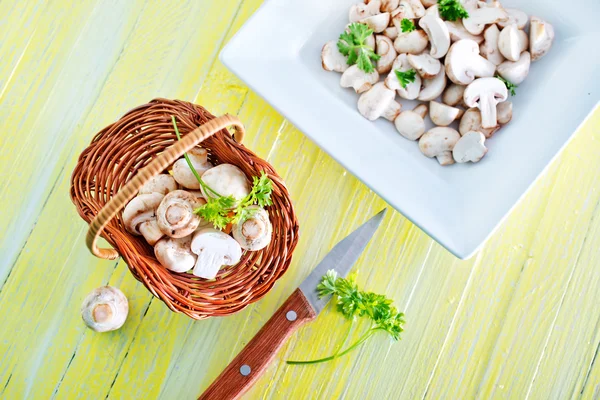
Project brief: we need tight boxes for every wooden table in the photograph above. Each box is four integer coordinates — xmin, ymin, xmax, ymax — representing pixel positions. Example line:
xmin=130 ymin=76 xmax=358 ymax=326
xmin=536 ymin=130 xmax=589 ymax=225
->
xmin=1 ymin=1 xmax=599 ymax=399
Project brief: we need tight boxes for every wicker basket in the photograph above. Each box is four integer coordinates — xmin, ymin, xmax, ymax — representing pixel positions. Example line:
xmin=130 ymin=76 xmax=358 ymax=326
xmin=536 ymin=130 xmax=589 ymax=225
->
xmin=70 ymin=99 xmax=299 ymax=320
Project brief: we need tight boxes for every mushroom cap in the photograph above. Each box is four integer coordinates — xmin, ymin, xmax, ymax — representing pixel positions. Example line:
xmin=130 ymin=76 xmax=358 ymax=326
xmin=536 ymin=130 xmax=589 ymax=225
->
xmin=529 ymin=17 xmax=554 ymax=61
xmin=407 ymin=52 xmax=441 ymax=79
xmin=480 ymin=24 xmax=504 ymax=66
xmin=497 ymin=101 xmax=513 ymax=125
xmin=462 ymin=7 xmax=508 ymax=35
xmin=139 ymin=174 xmax=178 ymax=196
xmin=445 ymin=39 xmax=496 ymax=85
xmin=375 ymin=35 xmax=397 ymax=74
xmin=459 ymin=108 xmax=499 ymax=138
xmin=191 ymin=228 xmax=243 ymax=279
xmin=429 ymin=101 xmax=461 ymax=126
xmin=442 ymin=83 xmax=466 ymax=107
xmin=453 ymin=131 xmax=488 ymax=163
xmin=123 ymin=193 xmax=165 ymax=235
xmin=172 ymin=147 xmax=213 ymax=189
xmin=340 ymin=65 xmax=380 ymax=94
xmin=232 ymin=206 xmax=272 ymax=251
xmin=498 ymin=8 xmax=528 ymax=30
xmin=157 ymin=190 xmax=203 ymax=238
xmin=464 ymin=77 xmax=508 ymax=129
xmin=381 ymin=0 xmax=400 ymax=13
xmin=361 ymin=12 xmax=391 ymax=33
xmin=349 ymin=0 xmax=381 ymax=22
xmin=394 ymin=109 xmax=426 ymax=140
xmin=200 ymin=164 xmax=251 ymax=201
xmin=445 ymin=20 xmax=484 ymax=44
xmin=497 ymin=51 xmax=530 ymax=85
xmin=358 ymin=82 xmax=401 ymax=121
xmin=81 ymin=286 xmax=128 ymax=332
xmin=154 ymin=236 xmax=197 ymax=273
xmin=322 ymin=40 xmax=349 ymax=73
xmin=419 ymin=15 xmax=450 ymax=59
xmin=417 ymin=67 xmax=447 ymax=101
xmin=385 ymin=54 xmax=422 ymax=100
xmin=406 ymin=0 xmax=425 ymax=18
xmin=383 ymin=26 xmax=399 ymax=40
xmin=393 ymin=30 xmax=429 ymax=55
xmin=419 ymin=127 xmax=461 ymax=165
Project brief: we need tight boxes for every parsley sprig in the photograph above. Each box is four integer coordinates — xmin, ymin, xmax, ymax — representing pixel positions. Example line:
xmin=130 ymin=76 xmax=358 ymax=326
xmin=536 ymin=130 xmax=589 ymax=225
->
xmin=496 ymin=75 xmax=517 ymax=96
xmin=338 ymin=23 xmax=380 ymax=73
xmin=395 ymin=69 xmax=417 ymax=89
xmin=400 ymin=18 xmax=416 ymax=33
xmin=171 ymin=116 xmax=273 ymax=229
xmin=287 ymin=270 xmax=405 ymax=365
xmin=438 ymin=0 xmax=469 ymax=21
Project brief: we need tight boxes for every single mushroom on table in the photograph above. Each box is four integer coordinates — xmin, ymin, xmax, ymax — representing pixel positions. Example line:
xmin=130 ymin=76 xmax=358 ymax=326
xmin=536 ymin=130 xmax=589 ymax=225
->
xmin=139 ymin=174 xmax=178 ymax=196
xmin=123 ymin=192 xmax=165 ymax=246
xmin=232 ymin=206 xmax=272 ymax=251
xmin=157 ymin=190 xmax=204 ymax=238
xmin=385 ymin=54 xmax=422 ymax=100
xmin=479 ymin=24 xmax=504 ymax=66
xmin=429 ymin=101 xmax=462 ymax=127
xmin=376 ymin=35 xmax=398 ymax=74
xmin=417 ymin=67 xmax=447 ymax=101
xmin=453 ymin=131 xmax=488 ymax=163
xmin=498 ymin=24 xmax=528 ymax=62
xmin=349 ymin=1 xmax=381 ymax=22
xmin=81 ymin=286 xmax=128 ymax=332
xmin=394 ymin=29 xmax=429 ymax=55
xmin=419 ymin=127 xmax=461 ymax=166
xmin=394 ymin=104 xmax=428 ymax=140
xmin=529 ymin=16 xmax=554 ymax=61
xmin=172 ymin=147 xmax=213 ymax=190
xmin=442 ymin=83 xmax=466 ymax=107
xmin=462 ymin=7 xmax=508 ymax=35
xmin=358 ymin=82 xmax=402 ymax=121
xmin=463 ymin=77 xmax=509 ymax=129
xmin=419 ymin=15 xmax=450 ymax=59
xmin=322 ymin=41 xmax=349 ymax=73
xmin=445 ymin=39 xmax=496 ymax=85
xmin=191 ymin=228 xmax=243 ymax=279
xmin=341 ymin=65 xmax=380 ymax=94
xmin=200 ymin=163 xmax=252 ymax=203
xmin=154 ymin=236 xmax=197 ymax=273
xmin=407 ymin=52 xmax=441 ymax=79
xmin=497 ymin=51 xmax=531 ymax=85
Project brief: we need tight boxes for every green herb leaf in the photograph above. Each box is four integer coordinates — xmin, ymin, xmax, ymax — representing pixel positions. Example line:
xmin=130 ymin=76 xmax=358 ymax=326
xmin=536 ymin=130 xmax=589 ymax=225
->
xmin=395 ymin=69 xmax=417 ymax=89
xmin=438 ymin=0 xmax=469 ymax=21
xmin=337 ymin=23 xmax=380 ymax=73
xmin=496 ymin=75 xmax=517 ymax=96
xmin=400 ymin=18 xmax=416 ymax=32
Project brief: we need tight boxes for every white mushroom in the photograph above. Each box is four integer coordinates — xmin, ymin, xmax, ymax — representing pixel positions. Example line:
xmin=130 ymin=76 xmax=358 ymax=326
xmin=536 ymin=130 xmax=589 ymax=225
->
xmin=463 ymin=77 xmax=508 ymax=128
xmin=81 ymin=286 xmax=128 ymax=332
xmin=496 ymin=51 xmax=530 ymax=85
xmin=419 ymin=127 xmax=461 ymax=166
xmin=394 ymin=30 xmax=429 ymax=54
xmin=429 ymin=101 xmax=462 ymax=126
xmin=445 ymin=21 xmax=484 ymax=44
xmin=497 ymin=8 xmax=528 ymax=29
xmin=424 ymin=4 xmax=440 ymax=17
xmin=453 ymin=131 xmax=488 ymax=163
xmin=201 ymin=163 xmax=251 ymax=203
xmin=460 ymin=0 xmax=478 ymax=12
xmin=123 ymin=193 xmax=165 ymax=246
xmin=360 ymin=12 xmax=391 ymax=33
xmin=498 ymin=24 xmax=526 ymax=62
xmin=497 ymin=101 xmax=513 ymax=125
xmin=462 ymin=7 xmax=508 ymax=35
xmin=139 ymin=174 xmax=178 ymax=196
xmin=445 ymin=39 xmax=496 ymax=85
xmin=380 ymin=0 xmax=400 ymax=13
xmin=480 ymin=24 xmax=504 ymax=66
xmin=391 ymin=2 xmax=415 ymax=21
xmin=157 ymin=190 xmax=204 ymax=238
xmin=529 ymin=16 xmax=554 ymax=61
xmin=419 ymin=15 xmax=450 ymax=59
xmin=349 ymin=1 xmax=381 ymax=22
xmin=394 ymin=104 xmax=428 ymax=140
xmin=232 ymin=206 xmax=272 ymax=251
xmin=385 ymin=54 xmax=422 ymax=100
xmin=459 ymin=108 xmax=499 ymax=138
xmin=383 ymin=26 xmax=399 ymax=40
xmin=406 ymin=0 xmax=425 ymax=18
xmin=407 ymin=52 xmax=441 ymax=79
xmin=417 ymin=67 xmax=447 ymax=101
xmin=172 ymin=147 xmax=213 ymax=189
xmin=322 ymin=41 xmax=349 ymax=73
xmin=341 ymin=65 xmax=380 ymax=94
xmin=442 ymin=83 xmax=466 ymax=107
xmin=421 ymin=0 xmax=437 ymax=7
xmin=190 ymin=228 xmax=243 ymax=279
xmin=358 ymin=82 xmax=402 ymax=121
xmin=376 ymin=35 xmax=398 ymax=74
xmin=154 ymin=236 xmax=197 ymax=273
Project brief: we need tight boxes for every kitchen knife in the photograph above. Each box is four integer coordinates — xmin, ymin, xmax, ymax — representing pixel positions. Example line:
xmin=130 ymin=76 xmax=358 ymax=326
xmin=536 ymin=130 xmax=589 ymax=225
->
xmin=199 ymin=209 xmax=387 ymax=400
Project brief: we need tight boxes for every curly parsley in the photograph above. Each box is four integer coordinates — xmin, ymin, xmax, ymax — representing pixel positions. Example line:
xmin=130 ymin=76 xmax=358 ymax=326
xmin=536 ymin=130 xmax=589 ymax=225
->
xmin=400 ymin=18 xmax=416 ymax=33
xmin=337 ymin=23 xmax=380 ymax=73
xmin=438 ymin=0 xmax=469 ymax=21
xmin=496 ymin=75 xmax=517 ymax=96
xmin=395 ymin=69 xmax=417 ymax=89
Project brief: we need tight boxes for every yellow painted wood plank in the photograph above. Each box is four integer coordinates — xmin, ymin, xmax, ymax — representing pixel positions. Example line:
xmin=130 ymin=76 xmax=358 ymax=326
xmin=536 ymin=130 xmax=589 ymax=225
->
xmin=582 ymin=351 xmax=600 ymax=399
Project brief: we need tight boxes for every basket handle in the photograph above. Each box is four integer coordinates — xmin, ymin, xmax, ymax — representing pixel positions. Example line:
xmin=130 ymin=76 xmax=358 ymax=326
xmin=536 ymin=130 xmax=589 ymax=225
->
xmin=86 ymin=114 xmax=246 ymax=260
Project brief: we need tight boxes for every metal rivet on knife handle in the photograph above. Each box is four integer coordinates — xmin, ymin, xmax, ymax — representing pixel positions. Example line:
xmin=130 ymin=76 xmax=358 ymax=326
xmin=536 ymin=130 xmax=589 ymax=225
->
xmin=286 ymin=311 xmax=297 ymax=321
xmin=240 ymin=365 xmax=251 ymax=376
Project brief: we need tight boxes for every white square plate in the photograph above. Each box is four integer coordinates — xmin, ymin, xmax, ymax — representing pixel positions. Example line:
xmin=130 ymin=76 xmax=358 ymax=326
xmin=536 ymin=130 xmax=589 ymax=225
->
xmin=221 ymin=0 xmax=600 ymax=259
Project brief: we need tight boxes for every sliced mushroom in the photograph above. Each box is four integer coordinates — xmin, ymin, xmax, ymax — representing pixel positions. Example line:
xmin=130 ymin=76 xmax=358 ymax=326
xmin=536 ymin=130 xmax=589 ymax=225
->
xmin=394 ymin=30 xmax=429 ymax=54
xmin=463 ymin=77 xmax=508 ymax=128
xmin=349 ymin=1 xmax=381 ymax=22
xmin=417 ymin=67 xmax=447 ymax=101
xmin=201 ymin=164 xmax=251 ymax=202
xmin=424 ymin=4 xmax=440 ymax=17
xmin=430 ymin=101 xmax=462 ymax=126
xmin=407 ymin=52 xmax=441 ymax=78
xmin=497 ymin=51 xmax=530 ymax=85
xmin=406 ymin=0 xmax=425 ymax=18
xmin=394 ymin=104 xmax=428 ymax=140
xmin=190 ymin=228 xmax=243 ymax=279
xmin=445 ymin=39 xmax=496 ymax=85
xmin=322 ymin=41 xmax=349 ymax=73
xmin=172 ymin=147 xmax=213 ymax=190
xmin=445 ymin=20 xmax=484 ymax=44
xmin=462 ymin=7 xmax=508 ymax=35
xmin=139 ymin=174 xmax=178 ymax=196
xmin=529 ymin=16 xmax=554 ymax=61
xmin=232 ymin=206 xmax=272 ymax=251
xmin=419 ymin=15 xmax=450 ymax=59
xmin=154 ymin=236 xmax=197 ymax=273
xmin=498 ymin=24 xmax=525 ymax=62
xmin=157 ymin=190 xmax=203 ymax=238
xmin=442 ymin=83 xmax=466 ymax=107
xmin=361 ymin=12 xmax=391 ymax=33
xmin=480 ymin=24 xmax=504 ymax=66
xmin=341 ymin=65 xmax=380 ymax=94
xmin=123 ymin=193 xmax=165 ymax=245
xmin=421 ymin=0 xmax=437 ymax=7
xmin=453 ymin=131 xmax=488 ymax=163
xmin=385 ymin=54 xmax=422 ymax=100
xmin=497 ymin=8 xmax=528 ymax=29
xmin=376 ymin=35 xmax=398 ymax=74
xmin=459 ymin=108 xmax=499 ymax=138
xmin=81 ymin=286 xmax=128 ymax=332
xmin=358 ymin=82 xmax=402 ymax=121
xmin=383 ymin=26 xmax=399 ymax=40
xmin=461 ymin=0 xmax=478 ymax=12
xmin=497 ymin=101 xmax=513 ymax=125
xmin=391 ymin=1 xmax=415 ymax=21
xmin=381 ymin=0 xmax=400 ymax=13
xmin=419 ymin=127 xmax=461 ymax=166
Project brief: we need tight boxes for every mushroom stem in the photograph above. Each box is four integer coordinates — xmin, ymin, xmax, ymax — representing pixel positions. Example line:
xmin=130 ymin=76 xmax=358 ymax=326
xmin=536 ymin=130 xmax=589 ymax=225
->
xmin=479 ymin=94 xmax=499 ymax=128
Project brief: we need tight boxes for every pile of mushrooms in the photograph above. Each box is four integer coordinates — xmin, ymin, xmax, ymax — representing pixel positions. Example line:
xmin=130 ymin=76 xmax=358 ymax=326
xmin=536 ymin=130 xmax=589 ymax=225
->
xmin=322 ymin=0 xmax=554 ymax=165
xmin=122 ymin=147 xmax=273 ymax=279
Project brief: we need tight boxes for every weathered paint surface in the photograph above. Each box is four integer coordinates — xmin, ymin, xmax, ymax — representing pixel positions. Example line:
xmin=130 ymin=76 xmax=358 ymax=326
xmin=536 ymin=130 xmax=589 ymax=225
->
xmin=0 ymin=1 xmax=598 ymax=399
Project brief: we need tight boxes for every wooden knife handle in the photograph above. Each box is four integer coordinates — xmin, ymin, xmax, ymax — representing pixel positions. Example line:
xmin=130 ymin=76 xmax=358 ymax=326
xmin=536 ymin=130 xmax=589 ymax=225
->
xmin=199 ymin=288 xmax=316 ymax=400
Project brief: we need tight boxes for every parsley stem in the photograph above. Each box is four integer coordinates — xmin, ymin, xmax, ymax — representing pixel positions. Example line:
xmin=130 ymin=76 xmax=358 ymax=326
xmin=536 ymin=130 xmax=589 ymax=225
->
xmin=334 ymin=321 xmax=354 ymax=356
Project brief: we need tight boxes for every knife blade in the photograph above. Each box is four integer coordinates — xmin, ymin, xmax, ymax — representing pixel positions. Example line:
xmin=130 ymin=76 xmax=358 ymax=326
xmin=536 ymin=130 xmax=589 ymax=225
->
xmin=199 ymin=209 xmax=387 ymax=400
